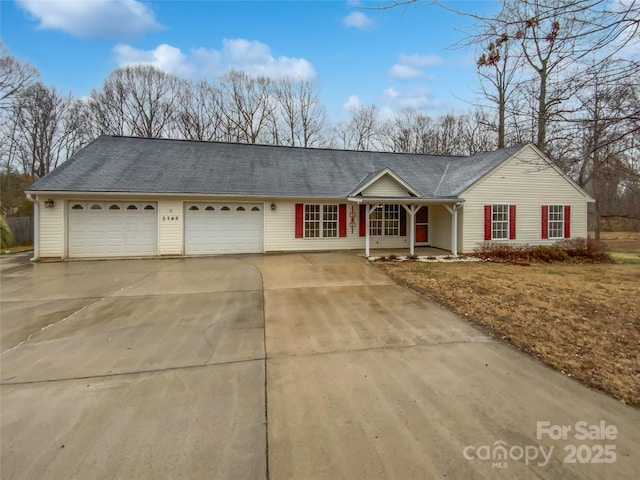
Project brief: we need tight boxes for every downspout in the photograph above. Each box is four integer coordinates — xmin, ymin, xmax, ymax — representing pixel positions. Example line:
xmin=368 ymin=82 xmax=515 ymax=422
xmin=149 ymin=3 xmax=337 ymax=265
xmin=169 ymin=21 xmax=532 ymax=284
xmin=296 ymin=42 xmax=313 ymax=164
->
xmin=26 ymin=194 xmax=39 ymax=261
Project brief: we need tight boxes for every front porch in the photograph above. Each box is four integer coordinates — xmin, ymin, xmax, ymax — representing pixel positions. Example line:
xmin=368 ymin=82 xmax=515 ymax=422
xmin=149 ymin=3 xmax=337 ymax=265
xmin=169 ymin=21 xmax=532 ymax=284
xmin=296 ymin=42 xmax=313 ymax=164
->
xmin=347 ymin=198 xmax=463 ymax=257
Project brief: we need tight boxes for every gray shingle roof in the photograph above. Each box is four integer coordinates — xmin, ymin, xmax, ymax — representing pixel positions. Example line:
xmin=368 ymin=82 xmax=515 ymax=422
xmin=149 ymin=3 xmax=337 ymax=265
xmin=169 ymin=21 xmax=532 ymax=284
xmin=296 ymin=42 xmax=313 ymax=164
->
xmin=28 ymin=135 xmax=525 ymax=198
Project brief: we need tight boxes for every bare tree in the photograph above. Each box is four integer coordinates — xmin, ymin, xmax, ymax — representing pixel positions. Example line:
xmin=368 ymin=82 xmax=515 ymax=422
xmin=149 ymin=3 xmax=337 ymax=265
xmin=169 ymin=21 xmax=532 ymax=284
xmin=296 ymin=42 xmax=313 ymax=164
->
xmin=335 ymin=104 xmax=383 ymax=151
xmin=218 ymin=70 xmax=275 ymax=144
xmin=5 ymin=83 xmax=84 ymax=178
xmin=0 ymin=43 xmax=39 ymax=111
xmin=273 ymin=77 xmax=327 ymax=147
xmin=88 ymin=65 xmax=184 ymax=138
xmin=175 ymin=79 xmax=225 ymax=141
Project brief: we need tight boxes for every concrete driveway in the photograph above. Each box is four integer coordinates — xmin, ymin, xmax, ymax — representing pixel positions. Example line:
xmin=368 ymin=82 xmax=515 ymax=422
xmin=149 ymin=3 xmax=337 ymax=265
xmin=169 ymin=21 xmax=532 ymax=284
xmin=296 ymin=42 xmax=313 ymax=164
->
xmin=1 ymin=252 xmax=639 ymax=479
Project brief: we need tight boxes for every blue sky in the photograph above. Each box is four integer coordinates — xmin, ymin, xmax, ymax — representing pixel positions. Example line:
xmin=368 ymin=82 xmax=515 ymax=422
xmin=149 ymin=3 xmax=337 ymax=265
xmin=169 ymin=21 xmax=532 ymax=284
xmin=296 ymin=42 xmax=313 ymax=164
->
xmin=1 ymin=0 xmax=500 ymax=121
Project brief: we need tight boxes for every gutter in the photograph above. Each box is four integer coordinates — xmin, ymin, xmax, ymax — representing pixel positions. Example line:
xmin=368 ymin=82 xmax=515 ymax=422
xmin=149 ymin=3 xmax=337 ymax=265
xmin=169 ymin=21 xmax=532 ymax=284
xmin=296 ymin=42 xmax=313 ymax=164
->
xmin=346 ymin=196 xmax=464 ymax=205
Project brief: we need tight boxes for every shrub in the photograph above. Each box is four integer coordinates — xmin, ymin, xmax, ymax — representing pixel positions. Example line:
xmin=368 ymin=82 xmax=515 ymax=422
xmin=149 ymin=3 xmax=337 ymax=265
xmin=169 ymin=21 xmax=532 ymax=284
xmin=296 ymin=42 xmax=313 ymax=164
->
xmin=556 ymin=238 xmax=608 ymax=262
xmin=474 ymin=238 xmax=609 ymax=264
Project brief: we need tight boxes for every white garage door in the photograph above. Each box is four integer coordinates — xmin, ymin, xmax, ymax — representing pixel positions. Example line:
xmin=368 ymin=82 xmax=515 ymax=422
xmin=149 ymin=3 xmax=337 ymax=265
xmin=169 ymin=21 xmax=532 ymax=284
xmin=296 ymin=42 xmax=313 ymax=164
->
xmin=184 ymin=202 xmax=263 ymax=255
xmin=68 ymin=201 xmax=158 ymax=258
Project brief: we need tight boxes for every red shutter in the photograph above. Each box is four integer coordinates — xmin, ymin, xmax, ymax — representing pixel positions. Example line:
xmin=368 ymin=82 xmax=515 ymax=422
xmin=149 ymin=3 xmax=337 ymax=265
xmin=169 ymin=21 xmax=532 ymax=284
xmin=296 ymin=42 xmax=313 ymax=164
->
xmin=564 ymin=205 xmax=571 ymax=238
xmin=399 ymin=207 xmax=407 ymax=236
xmin=484 ymin=205 xmax=492 ymax=241
xmin=338 ymin=204 xmax=347 ymax=237
xmin=541 ymin=205 xmax=549 ymax=239
xmin=359 ymin=204 xmax=366 ymax=237
xmin=509 ymin=205 xmax=516 ymax=240
xmin=295 ymin=203 xmax=303 ymax=238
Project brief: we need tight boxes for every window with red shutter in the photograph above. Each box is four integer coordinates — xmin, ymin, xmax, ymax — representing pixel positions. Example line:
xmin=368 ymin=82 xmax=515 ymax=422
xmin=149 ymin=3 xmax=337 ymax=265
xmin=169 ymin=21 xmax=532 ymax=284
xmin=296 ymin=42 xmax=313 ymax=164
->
xmin=564 ymin=205 xmax=571 ymax=238
xmin=339 ymin=204 xmax=347 ymax=237
xmin=295 ymin=203 xmax=303 ymax=238
xmin=359 ymin=204 xmax=366 ymax=237
xmin=541 ymin=205 xmax=549 ymax=239
xmin=509 ymin=205 xmax=516 ymax=240
xmin=484 ymin=205 xmax=492 ymax=240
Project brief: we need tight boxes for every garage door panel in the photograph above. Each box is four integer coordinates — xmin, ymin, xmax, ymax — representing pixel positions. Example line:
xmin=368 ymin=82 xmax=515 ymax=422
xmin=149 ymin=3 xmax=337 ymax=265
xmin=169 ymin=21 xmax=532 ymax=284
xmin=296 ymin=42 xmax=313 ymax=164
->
xmin=185 ymin=203 xmax=263 ymax=255
xmin=68 ymin=202 xmax=158 ymax=258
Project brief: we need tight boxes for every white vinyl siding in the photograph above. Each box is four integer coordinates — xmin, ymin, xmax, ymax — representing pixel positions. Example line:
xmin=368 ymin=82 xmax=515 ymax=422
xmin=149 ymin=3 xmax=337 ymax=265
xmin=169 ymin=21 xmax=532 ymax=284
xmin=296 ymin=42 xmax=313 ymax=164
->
xmin=264 ymin=201 xmax=408 ymax=252
xmin=39 ymin=198 xmax=64 ymax=257
xmin=158 ymin=200 xmax=183 ymax=255
xmin=460 ymin=145 xmax=589 ymax=253
xmin=361 ymin=174 xmax=411 ymax=197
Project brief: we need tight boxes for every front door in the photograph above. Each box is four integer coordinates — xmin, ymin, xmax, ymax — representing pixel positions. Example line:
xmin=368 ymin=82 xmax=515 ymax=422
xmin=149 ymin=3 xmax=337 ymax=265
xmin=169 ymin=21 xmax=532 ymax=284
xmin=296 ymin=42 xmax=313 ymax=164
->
xmin=415 ymin=206 xmax=429 ymax=244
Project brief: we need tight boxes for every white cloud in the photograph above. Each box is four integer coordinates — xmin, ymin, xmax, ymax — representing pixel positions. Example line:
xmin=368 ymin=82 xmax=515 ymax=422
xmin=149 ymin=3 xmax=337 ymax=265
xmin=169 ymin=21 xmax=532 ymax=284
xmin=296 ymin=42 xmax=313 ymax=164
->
xmin=381 ymin=86 xmax=443 ymax=114
xmin=388 ymin=53 xmax=444 ymax=81
xmin=113 ymin=39 xmax=316 ymax=81
xmin=114 ymin=44 xmax=195 ymax=77
xmin=388 ymin=64 xmax=424 ymax=80
xmin=221 ymin=39 xmax=315 ymax=79
xmin=343 ymin=95 xmax=362 ymax=111
xmin=398 ymin=54 xmax=444 ymax=68
xmin=16 ymin=0 xmax=161 ymax=40
xmin=343 ymin=11 xmax=374 ymax=30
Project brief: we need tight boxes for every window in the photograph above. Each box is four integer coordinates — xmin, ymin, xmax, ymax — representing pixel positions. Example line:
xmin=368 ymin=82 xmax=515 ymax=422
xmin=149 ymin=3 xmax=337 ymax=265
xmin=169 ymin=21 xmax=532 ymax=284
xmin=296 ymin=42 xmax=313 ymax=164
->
xmin=251 ymin=206 xmax=260 ymax=211
xmin=322 ymin=205 xmax=338 ymax=238
xmin=205 ymin=206 xmax=214 ymax=211
xmin=71 ymin=204 xmax=83 ymax=210
xmin=304 ymin=204 xmax=320 ymax=238
xmin=108 ymin=204 xmax=120 ymax=210
xmin=304 ymin=204 xmax=338 ymax=238
xmin=369 ymin=207 xmax=383 ymax=236
xmin=126 ymin=205 xmax=138 ymax=210
xmin=144 ymin=205 xmax=155 ymax=210
xmin=221 ymin=206 xmax=230 ymax=211
xmin=369 ymin=205 xmax=399 ymax=236
xmin=384 ymin=204 xmax=399 ymax=236
xmin=236 ymin=206 xmax=245 ymax=211
xmin=189 ymin=205 xmax=199 ymax=211
xmin=548 ymin=205 xmax=564 ymax=239
xmin=90 ymin=204 xmax=102 ymax=210
xmin=492 ymin=204 xmax=509 ymax=240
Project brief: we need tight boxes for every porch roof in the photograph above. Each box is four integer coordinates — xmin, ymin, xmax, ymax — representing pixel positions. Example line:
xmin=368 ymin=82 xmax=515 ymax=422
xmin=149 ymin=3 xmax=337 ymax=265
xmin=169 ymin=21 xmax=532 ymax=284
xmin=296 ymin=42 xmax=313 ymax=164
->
xmin=347 ymin=196 xmax=463 ymax=205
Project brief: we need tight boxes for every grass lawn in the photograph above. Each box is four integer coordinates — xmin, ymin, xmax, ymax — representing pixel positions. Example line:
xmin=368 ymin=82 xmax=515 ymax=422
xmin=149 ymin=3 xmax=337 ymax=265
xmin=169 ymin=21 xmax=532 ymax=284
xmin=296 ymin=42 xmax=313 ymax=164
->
xmin=376 ymin=235 xmax=640 ymax=406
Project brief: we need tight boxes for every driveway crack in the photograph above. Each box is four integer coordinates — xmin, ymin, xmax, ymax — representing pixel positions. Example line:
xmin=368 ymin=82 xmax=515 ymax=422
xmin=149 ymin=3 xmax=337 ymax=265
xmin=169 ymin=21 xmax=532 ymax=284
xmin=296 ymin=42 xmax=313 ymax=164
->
xmin=1 ymin=297 xmax=107 ymax=355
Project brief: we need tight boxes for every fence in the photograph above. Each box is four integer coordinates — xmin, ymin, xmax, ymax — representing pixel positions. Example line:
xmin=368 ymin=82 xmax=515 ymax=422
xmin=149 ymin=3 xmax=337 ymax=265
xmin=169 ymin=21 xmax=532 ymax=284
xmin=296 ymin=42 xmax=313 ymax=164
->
xmin=7 ymin=217 xmax=33 ymax=246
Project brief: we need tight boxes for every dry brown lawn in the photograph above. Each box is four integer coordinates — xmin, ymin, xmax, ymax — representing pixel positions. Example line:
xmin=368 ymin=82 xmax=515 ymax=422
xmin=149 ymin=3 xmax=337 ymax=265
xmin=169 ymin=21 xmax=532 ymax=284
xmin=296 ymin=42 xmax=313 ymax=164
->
xmin=376 ymin=259 xmax=640 ymax=406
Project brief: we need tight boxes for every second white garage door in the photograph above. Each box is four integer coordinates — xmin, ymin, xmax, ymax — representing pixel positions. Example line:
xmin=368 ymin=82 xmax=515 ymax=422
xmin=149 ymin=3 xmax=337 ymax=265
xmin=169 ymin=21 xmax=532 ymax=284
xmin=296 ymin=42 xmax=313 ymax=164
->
xmin=184 ymin=203 xmax=264 ymax=255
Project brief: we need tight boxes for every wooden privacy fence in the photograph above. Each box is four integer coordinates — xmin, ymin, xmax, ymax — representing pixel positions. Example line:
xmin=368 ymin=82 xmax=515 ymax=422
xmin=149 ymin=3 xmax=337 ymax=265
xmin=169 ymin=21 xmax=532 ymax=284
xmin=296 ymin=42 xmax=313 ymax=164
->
xmin=7 ymin=217 xmax=33 ymax=245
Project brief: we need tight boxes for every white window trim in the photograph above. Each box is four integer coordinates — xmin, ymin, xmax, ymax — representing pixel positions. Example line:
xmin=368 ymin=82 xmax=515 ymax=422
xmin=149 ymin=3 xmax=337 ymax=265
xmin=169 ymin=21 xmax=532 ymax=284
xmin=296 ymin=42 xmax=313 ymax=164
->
xmin=304 ymin=204 xmax=339 ymax=239
xmin=548 ymin=205 xmax=565 ymax=239
xmin=491 ymin=204 xmax=509 ymax=241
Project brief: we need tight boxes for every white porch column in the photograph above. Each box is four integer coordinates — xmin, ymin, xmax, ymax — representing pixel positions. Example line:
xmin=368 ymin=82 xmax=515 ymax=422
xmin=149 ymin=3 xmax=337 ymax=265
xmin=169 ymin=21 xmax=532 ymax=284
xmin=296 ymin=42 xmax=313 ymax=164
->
xmin=402 ymin=204 xmax=418 ymax=256
xmin=365 ymin=204 xmax=371 ymax=257
xmin=443 ymin=203 xmax=461 ymax=257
